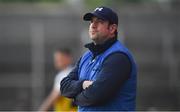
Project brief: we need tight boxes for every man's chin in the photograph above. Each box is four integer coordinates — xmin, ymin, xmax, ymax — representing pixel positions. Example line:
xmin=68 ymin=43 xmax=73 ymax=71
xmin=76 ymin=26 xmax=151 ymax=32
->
xmin=90 ymin=35 xmax=97 ymax=40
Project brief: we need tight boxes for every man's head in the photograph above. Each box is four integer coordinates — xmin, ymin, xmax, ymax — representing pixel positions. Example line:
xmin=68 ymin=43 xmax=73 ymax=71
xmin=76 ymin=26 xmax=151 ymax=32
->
xmin=54 ymin=48 xmax=72 ymax=70
xmin=83 ymin=6 xmax=118 ymax=44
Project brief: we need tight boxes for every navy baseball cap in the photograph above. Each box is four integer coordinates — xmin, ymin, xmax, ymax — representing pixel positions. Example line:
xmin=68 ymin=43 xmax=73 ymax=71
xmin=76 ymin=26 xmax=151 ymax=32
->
xmin=83 ymin=6 xmax=118 ymax=25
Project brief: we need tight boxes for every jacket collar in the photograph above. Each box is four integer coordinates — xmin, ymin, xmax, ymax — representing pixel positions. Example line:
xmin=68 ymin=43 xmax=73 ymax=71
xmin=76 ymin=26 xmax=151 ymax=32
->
xmin=84 ymin=37 xmax=117 ymax=57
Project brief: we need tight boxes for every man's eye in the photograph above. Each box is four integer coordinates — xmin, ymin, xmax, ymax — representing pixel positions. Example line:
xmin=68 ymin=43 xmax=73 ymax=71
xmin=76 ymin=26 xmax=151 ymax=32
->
xmin=97 ymin=19 xmax=104 ymax=23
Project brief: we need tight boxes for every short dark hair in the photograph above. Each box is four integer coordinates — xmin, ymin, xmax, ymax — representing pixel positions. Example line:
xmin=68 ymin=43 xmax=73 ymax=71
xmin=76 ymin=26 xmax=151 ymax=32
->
xmin=55 ymin=47 xmax=72 ymax=56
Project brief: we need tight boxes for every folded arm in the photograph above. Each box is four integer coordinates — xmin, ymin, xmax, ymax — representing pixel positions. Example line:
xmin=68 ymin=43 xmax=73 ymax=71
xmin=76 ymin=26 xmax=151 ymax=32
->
xmin=60 ymin=58 xmax=85 ymax=98
xmin=74 ymin=52 xmax=132 ymax=106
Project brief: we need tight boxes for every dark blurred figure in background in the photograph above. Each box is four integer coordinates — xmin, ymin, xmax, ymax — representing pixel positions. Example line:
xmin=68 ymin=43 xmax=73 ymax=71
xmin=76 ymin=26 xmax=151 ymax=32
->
xmin=39 ymin=48 xmax=77 ymax=112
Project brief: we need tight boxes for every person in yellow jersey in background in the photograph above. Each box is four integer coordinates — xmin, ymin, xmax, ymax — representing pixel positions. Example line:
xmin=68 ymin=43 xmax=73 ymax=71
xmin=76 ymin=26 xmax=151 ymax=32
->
xmin=39 ymin=48 xmax=77 ymax=112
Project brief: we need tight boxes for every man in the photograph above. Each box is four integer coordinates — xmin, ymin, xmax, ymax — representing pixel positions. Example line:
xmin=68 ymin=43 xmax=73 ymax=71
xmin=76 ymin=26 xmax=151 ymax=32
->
xmin=60 ymin=6 xmax=137 ymax=111
xmin=39 ymin=48 xmax=77 ymax=111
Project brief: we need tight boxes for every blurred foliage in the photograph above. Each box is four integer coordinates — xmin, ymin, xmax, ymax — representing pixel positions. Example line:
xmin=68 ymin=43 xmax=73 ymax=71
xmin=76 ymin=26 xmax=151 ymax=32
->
xmin=0 ymin=0 xmax=63 ymax=3
xmin=84 ymin=0 xmax=147 ymax=9
xmin=0 ymin=0 xmax=156 ymax=3
xmin=0 ymin=0 xmax=169 ymax=8
xmin=84 ymin=0 xmax=109 ymax=9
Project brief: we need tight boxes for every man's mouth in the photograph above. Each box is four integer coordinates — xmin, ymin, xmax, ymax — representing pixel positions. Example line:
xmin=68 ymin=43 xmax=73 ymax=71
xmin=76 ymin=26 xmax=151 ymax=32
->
xmin=90 ymin=30 xmax=97 ymax=34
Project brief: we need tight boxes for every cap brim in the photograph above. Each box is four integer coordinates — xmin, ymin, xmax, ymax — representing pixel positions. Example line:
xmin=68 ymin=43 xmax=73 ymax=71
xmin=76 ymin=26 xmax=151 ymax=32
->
xmin=83 ymin=12 xmax=106 ymax=21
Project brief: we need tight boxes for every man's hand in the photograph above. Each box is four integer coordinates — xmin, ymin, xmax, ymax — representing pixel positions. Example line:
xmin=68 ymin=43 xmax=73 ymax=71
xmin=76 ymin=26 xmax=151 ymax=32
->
xmin=82 ymin=81 xmax=93 ymax=90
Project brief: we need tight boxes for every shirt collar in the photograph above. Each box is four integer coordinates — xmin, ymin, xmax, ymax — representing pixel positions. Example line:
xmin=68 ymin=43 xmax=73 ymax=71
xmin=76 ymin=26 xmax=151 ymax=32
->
xmin=84 ymin=37 xmax=117 ymax=57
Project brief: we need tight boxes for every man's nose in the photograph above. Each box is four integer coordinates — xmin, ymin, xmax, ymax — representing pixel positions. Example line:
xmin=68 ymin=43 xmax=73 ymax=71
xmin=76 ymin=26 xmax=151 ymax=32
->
xmin=91 ymin=21 xmax=97 ymax=28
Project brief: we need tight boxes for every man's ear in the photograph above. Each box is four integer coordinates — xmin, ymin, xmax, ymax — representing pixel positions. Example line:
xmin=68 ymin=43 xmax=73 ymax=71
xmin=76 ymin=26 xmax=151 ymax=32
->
xmin=109 ymin=24 xmax=117 ymax=34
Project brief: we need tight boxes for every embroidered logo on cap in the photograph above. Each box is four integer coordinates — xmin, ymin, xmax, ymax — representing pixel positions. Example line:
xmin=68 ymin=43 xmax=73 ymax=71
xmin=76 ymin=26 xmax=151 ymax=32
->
xmin=94 ymin=7 xmax=103 ymax=12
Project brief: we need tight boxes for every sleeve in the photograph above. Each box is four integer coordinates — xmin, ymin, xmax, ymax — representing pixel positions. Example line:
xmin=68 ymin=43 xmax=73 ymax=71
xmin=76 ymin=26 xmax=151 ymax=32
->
xmin=60 ymin=58 xmax=85 ymax=98
xmin=74 ymin=52 xmax=132 ymax=106
xmin=54 ymin=70 xmax=70 ymax=92
xmin=53 ymin=74 xmax=61 ymax=92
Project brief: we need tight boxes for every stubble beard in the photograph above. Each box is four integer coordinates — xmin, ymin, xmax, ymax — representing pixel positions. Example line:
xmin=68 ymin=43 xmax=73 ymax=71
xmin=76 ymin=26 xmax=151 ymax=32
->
xmin=90 ymin=33 xmax=108 ymax=45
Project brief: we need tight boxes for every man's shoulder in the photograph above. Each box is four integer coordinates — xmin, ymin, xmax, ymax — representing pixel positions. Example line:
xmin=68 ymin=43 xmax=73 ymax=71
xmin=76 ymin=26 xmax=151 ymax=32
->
xmin=80 ymin=50 xmax=92 ymax=60
xmin=82 ymin=50 xmax=91 ymax=56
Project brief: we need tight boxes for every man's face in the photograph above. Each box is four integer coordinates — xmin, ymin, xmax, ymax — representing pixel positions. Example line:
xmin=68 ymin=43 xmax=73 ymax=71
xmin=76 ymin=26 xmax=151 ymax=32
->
xmin=89 ymin=17 xmax=111 ymax=44
xmin=54 ymin=52 xmax=71 ymax=70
